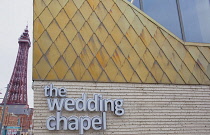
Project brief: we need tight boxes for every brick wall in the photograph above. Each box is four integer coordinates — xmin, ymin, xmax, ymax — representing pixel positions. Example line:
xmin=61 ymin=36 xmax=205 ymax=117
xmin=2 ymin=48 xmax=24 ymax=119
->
xmin=33 ymin=81 xmax=210 ymax=134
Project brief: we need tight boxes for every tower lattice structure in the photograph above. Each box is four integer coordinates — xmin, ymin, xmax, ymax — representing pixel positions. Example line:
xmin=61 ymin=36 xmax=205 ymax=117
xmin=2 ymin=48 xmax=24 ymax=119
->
xmin=3 ymin=26 xmax=31 ymax=105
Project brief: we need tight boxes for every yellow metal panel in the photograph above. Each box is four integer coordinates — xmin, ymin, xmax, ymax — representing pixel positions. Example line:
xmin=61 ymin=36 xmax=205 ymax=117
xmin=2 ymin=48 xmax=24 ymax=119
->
xmin=55 ymin=9 xmax=69 ymax=30
xmin=112 ymin=48 xmax=125 ymax=69
xmin=184 ymin=52 xmax=196 ymax=72
xmin=81 ymin=70 xmax=93 ymax=81
xmin=128 ymin=48 xmax=140 ymax=70
xmin=63 ymin=45 xmax=77 ymax=67
xmin=135 ymin=60 xmax=149 ymax=82
xmin=46 ymin=44 xmax=60 ymax=67
xmin=150 ymin=61 xmax=164 ymax=82
xmin=154 ymin=29 xmax=166 ymax=48
xmin=126 ymin=26 xmax=138 ymax=45
xmin=103 ymin=13 xmax=115 ymax=33
xmin=140 ymin=27 xmax=152 ymax=47
xmin=117 ymin=15 xmax=130 ymax=34
xmin=47 ymin=20 xmax=61 ymax=41
xmin=58 ymin=0 xmax=68 ymax=7
xmin=146 ymin=22 xmax=157 ymax=37
xmin=95 ymin=24 xmax=108 ymax=44
xmin=73 ymin=0 xmax=85 ymax=9
xmin=79 ymin=46 xmax=94 ymax=68
xmin=71 ymin=33 xmax=86 ymax=55
xmin=55 ymin=32 xmax=69 ymax=54
xmin=142 ymin=50 xmax=155 ymax=71
xmin=71 ymin=57 xmax=86 ymax=80
xmin=42 ymin=0 xmax=51 ymax=6
xmin=88 ymin=58 xmax=102 ymax=81
xmin=102 ymin=0 xmax=115 ymax=11
xmin=32 ymin=68 xmax=39 ymax=80
xmin=110 ymin=4 xmax=122 ymax=22
xmin=131 ymin=16 xmax=144 ymax=35
xmin=33 ymin=42 xmax=43 ymax=66
xmin=35 ymin=56 xmax=51 ymax=79
xmin=45 ymin=69 xmax=58 ymax=80
xmin=63 ymin=21 xmax=77 ymax=42
xmin=147 ymin=38 xmax=160 ymax=59
xmin=130 ymin=72 xmax=141 ymax=83
xmin=121 ymin=60 xmax=134 ymax=82
xmin=164 ymin=62 xmax=179 ymax=83
xmin=80 ymin=1 xmax=93 ymax=20
xmin=48 ymin=0 xmax=62 ymax=17
xmin=104 ymin=35 xmax=117 ymax=57
xmin=114 ymin=71 xmax=126 ymax=82
xmin=39 ymin=8 xmax=53 ymax=29
xmin=104 ymin=59 xmax=118 ymax=81
xmin=34 ymin=18 xmax=45 ymax=41
xmin=95 ymin=2 xmax=108 ymax=21
xmin=145 ymin=73 xmax=156 ymax=83
xmin=64 ymin=0 xmax=77 ymax=19
xmin=34 ymin=0 xmax=46 ymax=17
xmin=87 ymin=0 xmax=100 ymax=10
xmin=198 ymin=47 xmax=210 ymax=63
xmin=37 ymin=31 xmax=52 ymax=54
xmin=72 ymin=11 xmax=85 ymax=31
xmin=118 ymin=37 xmax=132 ymax=58
xmin=87 ymin=34 xmax=101 ymax=56
xmin=53 ymin=57 xmax=69 ymax=80
xmin=63 ymin=70 xmax=76 ymax=81
xmin=98 ymin=71 xmax=109 ymax=82
xmin=160 ymin=74 xmax=171 ymax=84
xmin=79 ymin=22 xmax=93 ymax=43
xmin=133 ymin=38 xmax=146 ymax=58
xmin=96 ymin=47 xmax=110 ymax=68
xmin=124 ymin=6 xmax=135 ymax=24
xmin=87 ymin=12 xmax=101 ymax=32
xmin=111 ymin=25 xmax=124 ymax=45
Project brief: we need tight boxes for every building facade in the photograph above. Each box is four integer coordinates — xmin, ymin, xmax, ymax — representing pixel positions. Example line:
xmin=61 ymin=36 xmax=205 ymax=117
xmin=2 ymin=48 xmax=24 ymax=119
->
xmin=33 ymin=0 xmax=210 ymax=134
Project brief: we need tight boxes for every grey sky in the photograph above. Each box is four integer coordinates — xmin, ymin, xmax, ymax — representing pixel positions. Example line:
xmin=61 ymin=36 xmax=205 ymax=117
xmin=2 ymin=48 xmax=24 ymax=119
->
xmin=0 ymin=0 xmax=33 ymax=107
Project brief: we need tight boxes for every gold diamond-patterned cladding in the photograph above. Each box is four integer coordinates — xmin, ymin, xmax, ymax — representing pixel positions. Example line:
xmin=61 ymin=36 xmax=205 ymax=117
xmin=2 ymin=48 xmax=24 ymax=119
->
xmin=33 ymin=0 xmax=210 ymax=84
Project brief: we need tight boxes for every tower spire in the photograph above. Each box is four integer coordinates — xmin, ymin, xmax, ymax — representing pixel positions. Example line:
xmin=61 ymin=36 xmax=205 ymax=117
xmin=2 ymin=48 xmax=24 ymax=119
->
xmin=2 ymin=26 xmax=31 ymax=105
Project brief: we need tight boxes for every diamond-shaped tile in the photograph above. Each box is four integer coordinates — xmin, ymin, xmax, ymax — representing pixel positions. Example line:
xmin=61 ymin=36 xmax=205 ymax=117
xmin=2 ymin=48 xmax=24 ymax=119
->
xmin=120 ymin=60 xmax=134 ymax=82
xmin=146 ymin=22 xmax=158 ymax=37
xmin=104 ymin=35 xmax=117 ymax=57
xmin=142 ymin=49 xmax=155 ymax=71
xmin=87 ymin=34 xmax=101 ymax=56
xmin=133 ymin=38 xmax=146 ymax=58
xmin=34 ymin=0 xmax=46 ymax=17
xmin=87 ymin=0 xmax=100 ymax=10
xmin=71 ymin=33 xmax=86 ymax=55
xmin=170 ymin=51 xmax=182 ymax=71
xmin=72 ymin=11 xmax=85 ymax=31
xmin=164 ymin=62 xmax=180 ymax=83
xmin=35 ymin=56 xmax=51 ymax=79
xmin=130 ymin=72 xmax=141 ymax=83
xmin=54 ymin=32 xmax=69 ymax=54
xmin=63 ymin=70 xmax=76 ymax=81
xmin=63 ymin=44 xmax=77 ymax=67
xmin=45 ymin=69 xmax=58 ymax=80
xmin=95 ymin=2 xmax=108 ymax=21
xmin=102 ymin=13 xmax=116 ymax=33
xmin=64 ymin=0 xmax=77 ymax=19
xmin=150 ymin=61 xmax=164 ymax=82
xmin=147 ymin=39 xmax=160 ymax=59
xmin=80 ymin=46 xmax=94 ymax=68
xmin=161 ymin=40 xmax=174 ymax=60
xmin=140 ymin=27 xmax=152 ymax=47
xmin=55 ymin=9 xmax=69 ymax=30
xmin=183 ymin=52 xmax=196 ymax=72
xmin=39 ymin=7 xmax=53 ymax=29
xmin=197 ymin=53 xmax=209 ymax=72
xmin=179 ymin=63 xmax=192 ymax=83
xmin=73 ymin=0 xmax=85 ymax=9
xmin=33 ymin=68 xmax=40 ymax=80
xmin=186 ymin=46 xmax=200 ymax=61
xmin=58 ymin=0 xmax=68 ymax=7
xmin=48 ymin=0 xmax=62 ymax=18
xmin=114 ymin=71 xmax=126 ymax=82
xmin=34 ymin=18 xmax=45 ymax=41
xmin=98 ymin=71 xmax=110 ymax=82
xmin=123 ymin=6 xmax=135 ymax=24
xmin=104 ymin=59 xmax=119 ymax=81
xmin=37 ymin=31 xmax=52 ymax=53
xmin=192 ymin=64 xmax=209 ymax=84
xmin=80 ymin=22 xmax=93 ymax=43
xmin=175 ymin=75 xmax=185 ymax=85
xmin=102 ymin=0 xmax=114 ymax=12
xmin=119 ymin=37 xmax=132 ymax=58
xmin=110 ymin=4 xmax=122 ymax=23
xmin=115 ymin=0 xmax=128 ymax=13
xmin=156 ymin=50 xmax=170 ymax=71
xmin=95 ymin=24 xmax=108 ymax=44
xmin=53 ymin=57 xmax=69 ymax=80
xmin=117 ymin=15 xmax=130 ymax=34
xmin=131 ymin=15 xmax=144 ymax=35
xmin=188 ymin=74 xmax=199 ymax=84
xmin=80 ymin=1 xmax=93 ymax=20
xmin=63 ymin=21 xmax=77 ymax=42
xmin=33 ymin=42 xmax=43 ymax=66
xmin=42 ymin=0 xmax=52 ymax=6
xmin=81 ymin=70 xmax=93 ymax=81
xmin=46 ymin=43 xmax=61 ymax=67
xmin=112 ymin=48 xmax=126 ymax=69
xmin=127 ymin=48 xmax=140 ymax=70
xmin=126 ymin=26 xmax=138 ymax=45
xmin=198 ymin=47 xmax=210 ymax=63
xmin=154 ymin=29 xmax=166 ymax=48
xmin=96 ymin=47 xmax=110 ymax=68
xmin=160 ymin=73 xmax=171 ymax=84
xmin=87 ymin=12 xmax=101 ymax=32
xmin=111 ymin=25 xmax=123 ymax=45
xmin=71 ymin=57 xmax=86 ymax=80
xmin=145 ymin=73 xmax=156 ymax=83
xmin=88 ymin=58 xmax=103 ymax=81
xmin=47 ymin=20 xmax=61 ymax=41
xmin=135 ymin=60 xmax=149 ymax=82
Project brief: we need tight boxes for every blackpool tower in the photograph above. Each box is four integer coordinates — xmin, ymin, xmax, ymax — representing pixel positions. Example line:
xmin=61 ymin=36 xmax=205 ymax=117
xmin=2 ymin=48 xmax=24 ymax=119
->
xmin=2 ymin=26 xmax=30 ymax=105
